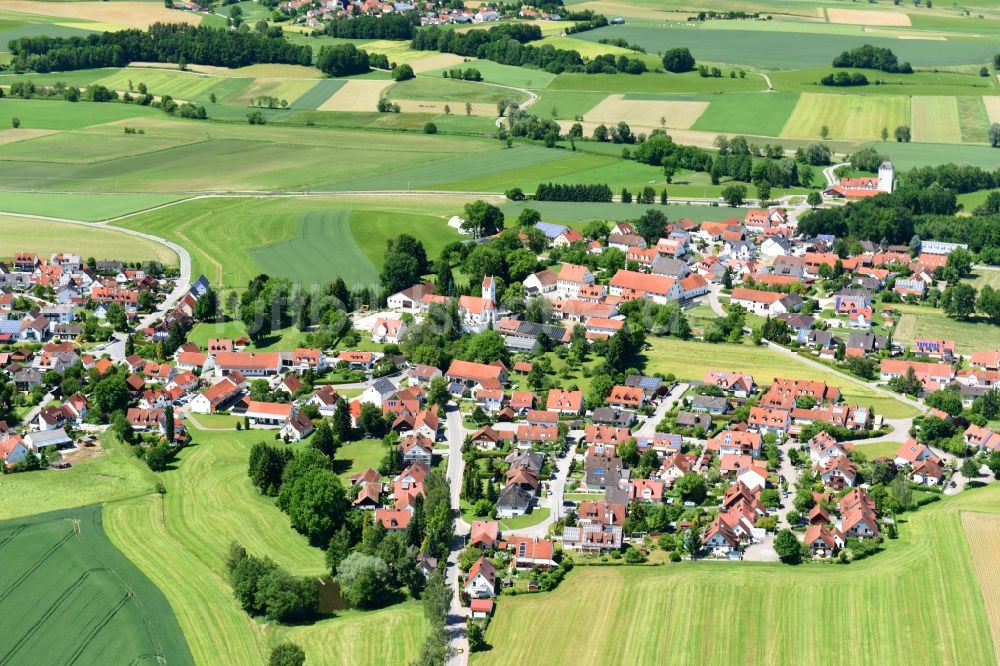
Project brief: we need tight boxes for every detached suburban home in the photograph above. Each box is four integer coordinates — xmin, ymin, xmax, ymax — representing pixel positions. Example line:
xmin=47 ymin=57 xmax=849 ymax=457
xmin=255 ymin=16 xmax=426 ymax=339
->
xmin=804 ymin=524 xmax=845 ymax=557
xmin=371 ymin=318 xmax=406 ymax=344
xmin=464 ymin=557 xmax=497 ymax=599
xmin=401 ymin=433 xmax=434 ymax=467
xmin=281 ymin=412 xmax=314 ymax=442
xmin=374 ymin=508 xmax=411 ymax=534
xmin=702 ymin=517 xmax=740 ymax=557
xmin=243 ymin=401 xmax=293 ymax=428
xmin=190 ymin=377 xmax=243 ymax=414
xmin=729 ymin=288 xmax=802 ymax=317
xmin=546 ymin=388 xmax=584 ymax=415
xmin=911 ymin=458 xmax=944 ymax=486
xmin=0 ymin=435 xmax=30 ymax=466
xmin=496 ymin=483 xmax=534 ymax=518
xmin=893 ymin=439 xmax=938 ymax=468
xmin=361 ymin=378 xmax=397 ymax=407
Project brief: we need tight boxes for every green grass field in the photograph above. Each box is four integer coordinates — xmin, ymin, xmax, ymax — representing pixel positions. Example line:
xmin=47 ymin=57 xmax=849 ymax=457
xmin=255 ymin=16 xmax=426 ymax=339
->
xmin=571 ymin=24 xmax=999 ymax=69
xmin=911 ymin=96 xmax=963 ymax=144
xmin=387 ymin=76 xmax=530 ymax=104
xmin=0 ymin=97 xmax=162 ymax=130
xmin=291 ymin=79 xmax=346 ymax=110
xmin=871 ymin=140 xmax=1000 ymax=169
xmin=643 ymin=338 xmax=917 ymax=417
xmin=781 ymin=93 xmax=909 ymax=141
xmin=475 ymin=484 xmax=1000 ymax=666
xmin=892 ymin=303 xmax=1000 ymax=354
xmin=0 ymin=436 xmax=157 ymax=522
xmin=0 ymin=214 xmax=177 ymax=265
xmin=429 ymin=59 xmax=556 ymax=89
xmin=115 ymin=196 xmax=469 ymax=290
xmin=499 ymin=200 xmax=745 ymax=224
xmin=548 ymin=71 xmax=764 ymax=94
xmin=187 ymin=318 xmax=310 ymax=352
xmin=768 ymin=68 xmax=998 ymax=97
xmin=957 ymin=95 xmax=991 ymax=144
xmin=104 ymin=425 xmax=428 ymax=666
xmin=95 ymin=68 xmax=226 ymax=102
xmin=691 ymin=92 xmax=799 ymax=136
xmin=533 ymin=89 xmax=613 ymax=120
xmin=0 ymin=505 xmax=193 ymax=665
xmin=0 ymin=191 xmax=180 ymax=220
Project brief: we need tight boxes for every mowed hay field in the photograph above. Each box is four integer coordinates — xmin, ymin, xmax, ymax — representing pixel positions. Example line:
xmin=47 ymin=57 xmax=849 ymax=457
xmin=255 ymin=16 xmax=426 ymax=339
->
xmin=644 ymin=338 xmax=918 ymax=417
xmin=232 ymin=78 xmax=321 ymax=107
xmin=104 ymin=427 xmax=428 ymax=666
xmin=962 ymin=512 xmax=1000 ymax=655
xmin=317 ymin=79 xmax=394 ymax=112
xmin=582 ymin=94 xmax=708 ymax=130
xmin=95 ymin=68 xmax=224 ymax=102
xmin=985 ymin=95 xmax=1000 ymax=123
xmin=475 ymin=485 xmax=1000 ymax=666
xmin=826 ymin=7 xmax=911 ymax=26
xmin=0 ymin=505 xmax=193 ymax=665
xmin=911 ymin=96 xmax=963 ymax=143
xmin=781 ymin=93 xmax=910 ymax=140
xmin=0 ymin=215 xmax=177 ymax=265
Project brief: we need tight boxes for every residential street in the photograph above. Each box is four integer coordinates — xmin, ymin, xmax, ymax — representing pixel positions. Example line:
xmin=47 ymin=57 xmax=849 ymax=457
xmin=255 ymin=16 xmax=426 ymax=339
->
xmin=635 ymin=382 xmax=689 ymax=436
xmin=444 ymin=405 xmax=470 ymax=665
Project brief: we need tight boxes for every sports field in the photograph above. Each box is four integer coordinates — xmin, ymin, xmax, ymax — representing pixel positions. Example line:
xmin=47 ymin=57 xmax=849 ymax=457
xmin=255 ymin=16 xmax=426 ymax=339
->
xmin=644 ymin=338 xmax=918 ymax=417
xmin=781 ymin=93 xmax=909 ymax=141
xmin=475 ymin=485 xmax=1000 ymax=666
xmin=911 ymin=96 xmax=963 ymax=144
xmin=0 ymin=505 xmax=193 ymax=665
xmin=891 ymin=303 xmax=1000 ymax=355
xmin=0 ymin=214 xmax=177 ymax=264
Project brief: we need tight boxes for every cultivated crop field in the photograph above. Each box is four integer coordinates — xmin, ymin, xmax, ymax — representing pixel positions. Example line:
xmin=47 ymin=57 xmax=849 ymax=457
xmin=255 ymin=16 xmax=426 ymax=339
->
xmin=95 ymin=68 xmax=225 ymax=102
xmin=962 ymin=511 xmax=1000 ymax=655
xmin=115 ymin=195 xmax=470 ymax=289
xmin=582 ymin=95 xmax=708 ymax=130
xmin=0 ymin=505 xmax=193 ymax=665
xmin=476 ymin=485 xmax=1000 ymax=666
xmin=0 ymin=191 xmax=180 ymax=220
xmin=911 ymin=96 xmax=963 ymax=144
xmin=691 ymin=92 xmax=799 ymax=137
xmin=781 ymin=93 xmax=910 ymax=141
xmin=0 ymin=214 xmax=177 ymax=264
xmin=317 ymin=79 xmax=394 ymax=112
xmin=644 ymin=338 xmax=918 ymax=417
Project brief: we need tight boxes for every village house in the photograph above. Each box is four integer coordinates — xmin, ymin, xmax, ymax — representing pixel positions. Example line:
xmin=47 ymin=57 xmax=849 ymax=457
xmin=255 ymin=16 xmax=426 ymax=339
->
xmin=464 ymin=557 xmax=497 ymax=599
xmin=729 ymin=288 xmax=802 ymax=317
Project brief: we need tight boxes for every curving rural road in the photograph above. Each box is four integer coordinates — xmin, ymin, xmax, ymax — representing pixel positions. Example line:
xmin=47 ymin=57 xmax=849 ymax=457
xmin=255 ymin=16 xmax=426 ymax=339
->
xmin=0 ymin=209 xmax=192 ymax=361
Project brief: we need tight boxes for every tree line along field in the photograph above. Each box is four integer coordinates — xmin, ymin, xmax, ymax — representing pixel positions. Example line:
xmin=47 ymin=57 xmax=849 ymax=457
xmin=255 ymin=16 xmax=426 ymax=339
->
xmin=475 ymin=484 xmax=1000 ymax=666
xmin=0 ymin=504 xmax=193 ymax=666
xmin=103 ymin=426 xmax=428 ymax=666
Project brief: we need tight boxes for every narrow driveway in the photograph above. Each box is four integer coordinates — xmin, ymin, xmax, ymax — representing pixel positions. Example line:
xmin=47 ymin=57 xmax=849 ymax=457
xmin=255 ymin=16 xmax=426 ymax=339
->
xmin=635 ymin=382 xmax=688 ymax=436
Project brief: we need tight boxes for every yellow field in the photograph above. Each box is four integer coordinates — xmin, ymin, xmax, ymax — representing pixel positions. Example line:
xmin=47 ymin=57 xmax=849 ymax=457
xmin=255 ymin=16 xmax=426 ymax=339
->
xmin=912 ymin=96 xmax=962 ymax=143
xmin=317 ymin=79 xmax=394 ymax=112
xmin=235 ymin=78 xmax=319 ymax=106
xmin=0 ymin=1 xmax=197 ymax=28
xmin=985 ymin=96 xmax=1000 ymax=123
xmin=407 ymin=53 xmax=467 ymax=73
xmin=962 ymin=512 xmax=1000 ymax=657
xmin=826 ymin=7 xmax=911 ymax=26
xmin=781 ymin=93 xmax=909 ymax=140
xmin=0 ymin=128 xmax=57 ymax=145
xmin=583 ymin=94 xmax=709 ymax=130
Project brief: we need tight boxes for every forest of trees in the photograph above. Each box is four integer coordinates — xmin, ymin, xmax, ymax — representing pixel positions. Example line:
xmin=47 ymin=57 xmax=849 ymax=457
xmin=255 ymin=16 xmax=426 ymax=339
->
xmin=9 ymin=23 xmax=312 ymax=72
xmin=411 ymin=23 xmax=586 ymax=73
xmin=320 ymin=13 xmax=417 ymax=39
xmin=533 ymin=182 xmax=614 ymax=202
xmin=832 ymin=44 xmax=912 ymax=73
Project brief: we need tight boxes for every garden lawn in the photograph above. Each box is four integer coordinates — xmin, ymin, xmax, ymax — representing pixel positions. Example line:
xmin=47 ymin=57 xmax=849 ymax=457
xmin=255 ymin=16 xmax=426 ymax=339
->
xmin=891 ymin=303 xmax=1000 ymax=355
xmin=186 ymin=319 xmax=310 ymax=352
xmin=332 ymin=438 xmax=385 ymax=482
xmin=643 ymin=338 xmax=917 ymax=418
xmin=0 ymin=191 xmax=180 ymax=220
xmin=474 ymin=484 xmax=1000 ymax=666
xmin=0 ymin=214 xmax=177 ymax=265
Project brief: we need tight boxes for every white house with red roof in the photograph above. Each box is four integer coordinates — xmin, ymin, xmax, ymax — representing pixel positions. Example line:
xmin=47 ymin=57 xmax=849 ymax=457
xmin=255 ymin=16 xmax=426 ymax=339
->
xmin=458 ymin=276 xmax=497 ymax=333
xmin=608 ymin=269 xmax=681 ymax=304
xmin=546 ymin=388 xmax=583 ymax=415
xmin=555 ymin=264 xmax=595 ymax=300
xmin=371 ymin=317 xmax=406 ymax=344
